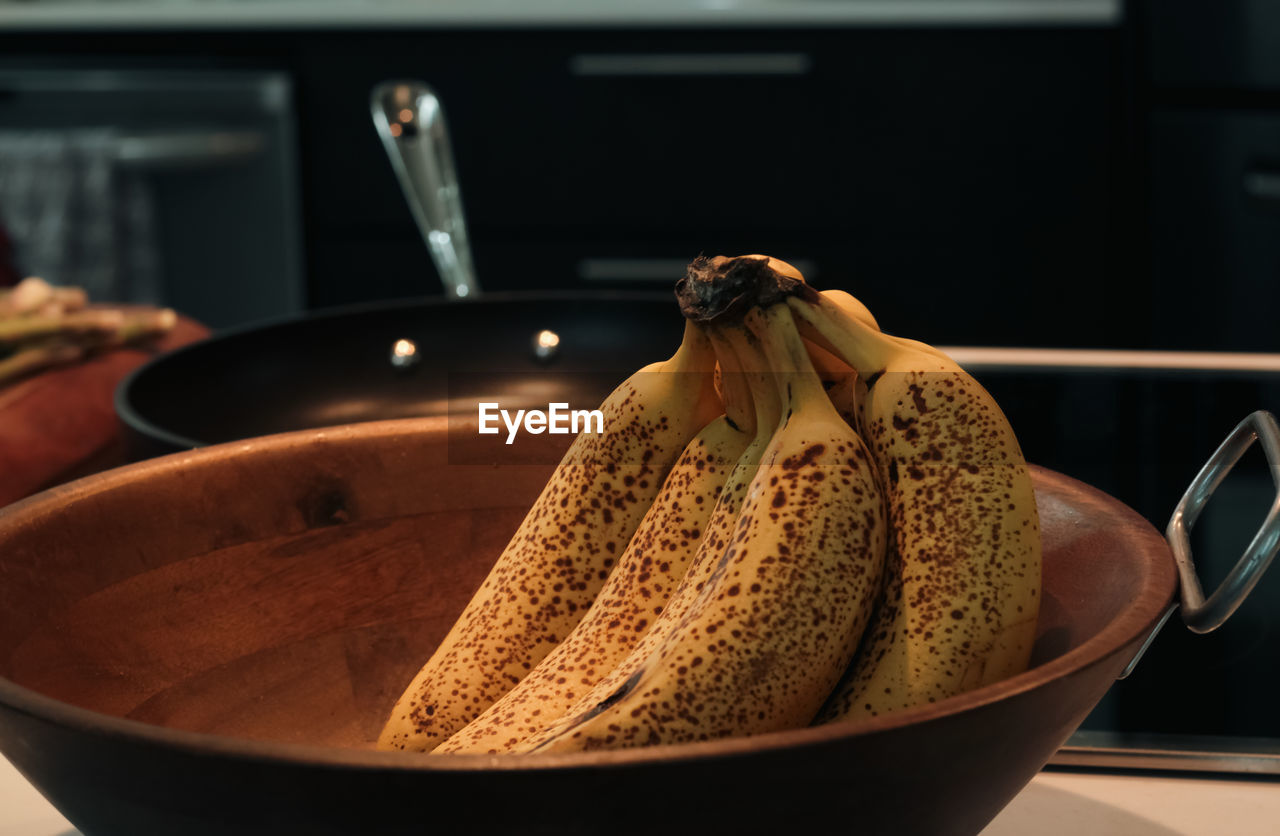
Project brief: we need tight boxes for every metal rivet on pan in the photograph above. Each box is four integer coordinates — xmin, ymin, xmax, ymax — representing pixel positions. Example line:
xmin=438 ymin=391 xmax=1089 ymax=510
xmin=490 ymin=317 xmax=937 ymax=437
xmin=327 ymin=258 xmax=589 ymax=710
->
xmin=390 ymin=338 xmax=421 ymax=370
xmin=532 ymin=329 xmax=561 ymax=363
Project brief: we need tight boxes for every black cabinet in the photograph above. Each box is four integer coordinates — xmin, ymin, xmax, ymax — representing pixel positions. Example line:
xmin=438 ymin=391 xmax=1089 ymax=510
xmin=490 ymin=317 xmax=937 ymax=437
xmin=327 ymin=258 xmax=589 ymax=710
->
xmin=1143 ymin=0 xmax=1280 ymax=354
xmin=1150 ymin=110 xmax=1280 ymax=352
xmin=0 ymin=26 xmax=1125 ymax=345
xmin=287 ymin=28 xmax=1124 ymax=351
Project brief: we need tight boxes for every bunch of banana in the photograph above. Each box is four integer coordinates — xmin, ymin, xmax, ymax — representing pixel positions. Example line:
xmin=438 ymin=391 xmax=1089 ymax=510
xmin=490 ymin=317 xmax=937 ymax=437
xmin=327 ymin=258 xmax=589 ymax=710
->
xmin=523 ymin=298 xmax=888 ymax=751
xmin=378 ymin=321 xmax=723 ymax=751
xmin=499 ymin=321 xmax=789 ymax=751
xmin=379 ymin=253 xmax=1041 ymax=754
xmin=787 ymin=285 xmax=1041 ymax=722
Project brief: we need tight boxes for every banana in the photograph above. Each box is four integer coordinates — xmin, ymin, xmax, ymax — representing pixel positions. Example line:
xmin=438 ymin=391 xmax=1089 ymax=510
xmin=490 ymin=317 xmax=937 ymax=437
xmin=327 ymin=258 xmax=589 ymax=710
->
xmin=823 ymin=288 xmax=957 ymax=362
xmin=435 ymin=335 xmax=756 ymax=754
xmin=378 ymin=320 xmax=722 ymax=752
xmin=525 ymin=301 xmax=887 ymax=751
xmin=819 ymin=288 xmax=880 ymax=333
xmin=513 ymin=325 xmax=784 ymax=752
xmin=785 ymin=288 xmax=1041 ymax=722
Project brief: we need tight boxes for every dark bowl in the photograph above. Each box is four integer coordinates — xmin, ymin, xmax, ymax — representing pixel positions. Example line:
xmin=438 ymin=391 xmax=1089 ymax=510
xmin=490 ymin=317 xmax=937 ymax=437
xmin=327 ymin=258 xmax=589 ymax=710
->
xmin=0 ymin=419 xmax=1176 ymax=836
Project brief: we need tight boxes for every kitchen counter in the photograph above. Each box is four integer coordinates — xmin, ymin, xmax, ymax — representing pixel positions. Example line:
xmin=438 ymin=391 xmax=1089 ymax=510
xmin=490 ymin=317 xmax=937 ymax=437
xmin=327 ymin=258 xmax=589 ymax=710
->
xmin=3 ymin=753 xmax=1277 ymax=835
xmin=0 ymin=0 xmax=1118 ymax=30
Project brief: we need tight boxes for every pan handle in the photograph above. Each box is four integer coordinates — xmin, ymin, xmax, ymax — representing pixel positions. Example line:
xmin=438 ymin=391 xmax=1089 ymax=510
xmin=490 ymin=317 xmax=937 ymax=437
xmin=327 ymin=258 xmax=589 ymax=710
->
xmin=1118 ymin=410 xmax=1280 ymax=679
xmin=371 ymin=80 xmax=481 ymax=301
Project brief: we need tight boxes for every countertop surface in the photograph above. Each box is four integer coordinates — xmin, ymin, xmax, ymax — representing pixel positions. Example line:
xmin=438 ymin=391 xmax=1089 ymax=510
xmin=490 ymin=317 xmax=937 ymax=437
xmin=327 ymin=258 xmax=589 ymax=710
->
xmin=0 ymin=0 xmax=1119 ymax=30
xmin=3 ymin=754 xmax=1278 ymax=835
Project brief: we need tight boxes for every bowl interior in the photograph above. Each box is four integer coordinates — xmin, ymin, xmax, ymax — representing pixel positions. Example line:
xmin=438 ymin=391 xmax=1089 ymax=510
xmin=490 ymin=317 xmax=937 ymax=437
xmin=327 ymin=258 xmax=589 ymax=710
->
xmin=0 ymin=419 xmax=1162 ymax=751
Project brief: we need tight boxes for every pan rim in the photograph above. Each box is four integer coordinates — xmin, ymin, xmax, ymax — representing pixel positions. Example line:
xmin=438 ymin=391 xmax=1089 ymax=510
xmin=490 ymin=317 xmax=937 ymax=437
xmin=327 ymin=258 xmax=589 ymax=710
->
xmin=113 ymin=290 xmax=681 ymax=453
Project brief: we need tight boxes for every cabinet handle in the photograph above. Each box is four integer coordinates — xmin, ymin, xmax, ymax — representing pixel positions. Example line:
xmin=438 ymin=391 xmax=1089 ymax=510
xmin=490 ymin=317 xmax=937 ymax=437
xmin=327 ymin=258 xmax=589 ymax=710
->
xmin=569 ymin=53 xmax=811 ymax=77
xmin=580 ymin=258 xmax=816 ymax=282
xmin=1243 ymin=168 xmax=1280 ymax=203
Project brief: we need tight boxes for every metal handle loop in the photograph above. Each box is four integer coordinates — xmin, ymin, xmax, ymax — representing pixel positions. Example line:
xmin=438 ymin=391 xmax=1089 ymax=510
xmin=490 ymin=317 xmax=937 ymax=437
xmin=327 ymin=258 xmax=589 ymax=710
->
xmin=1119 ymin=410 xmax=1280 ymax=679
xmin=370 ymin=80 xmax=481 ymax=301
xmin=1167 ymin=410 xmax=1280 ymax=633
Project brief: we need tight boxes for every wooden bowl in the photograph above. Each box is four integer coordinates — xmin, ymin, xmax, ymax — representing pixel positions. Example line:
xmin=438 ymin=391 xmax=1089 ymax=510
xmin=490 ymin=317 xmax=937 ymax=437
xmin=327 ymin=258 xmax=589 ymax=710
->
xmin=0 ymin=419 xmax=1175 ymax=836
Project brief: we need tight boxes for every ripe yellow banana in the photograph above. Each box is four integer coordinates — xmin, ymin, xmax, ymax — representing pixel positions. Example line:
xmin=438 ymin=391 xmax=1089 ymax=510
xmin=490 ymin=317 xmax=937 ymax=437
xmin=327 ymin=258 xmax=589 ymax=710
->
xmin=819 ymin=288 xmax=880 ymax=333
xmin=377 ymin=320 xmax=722 ymax=752
xmin=436 ymin=336 xmax=756 ymax=754
xmin=513 ymin=325 xmax=784 ymax=752
xmin=526 ymin=301 xmax=887 ymax=751
xmin=786 ymin=289 xmax=1041 ymax=721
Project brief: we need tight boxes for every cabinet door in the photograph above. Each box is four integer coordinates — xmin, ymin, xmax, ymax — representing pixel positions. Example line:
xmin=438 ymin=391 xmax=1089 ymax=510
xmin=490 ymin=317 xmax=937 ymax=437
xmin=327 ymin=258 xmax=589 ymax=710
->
xmin=1150 ymin=109 xmax=1280 ymax=352
xmin=1147 ymin=0 xmax=1280 ymax=90
xmin=298 ymin=28 xmax=1120 ymax=351
xmin=298 ymin=32 xmax=841 ymax=234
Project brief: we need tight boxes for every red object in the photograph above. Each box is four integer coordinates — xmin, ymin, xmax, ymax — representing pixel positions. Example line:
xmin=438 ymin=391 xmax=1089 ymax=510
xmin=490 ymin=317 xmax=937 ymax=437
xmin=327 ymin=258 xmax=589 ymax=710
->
xmin=0 ymin=315 xmax=209 ymax=506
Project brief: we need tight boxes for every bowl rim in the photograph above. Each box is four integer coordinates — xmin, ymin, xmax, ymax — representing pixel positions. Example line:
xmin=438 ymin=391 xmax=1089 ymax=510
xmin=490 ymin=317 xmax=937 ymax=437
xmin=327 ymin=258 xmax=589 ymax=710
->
xmin=0 ymin=418 xmax=1178 ymax=773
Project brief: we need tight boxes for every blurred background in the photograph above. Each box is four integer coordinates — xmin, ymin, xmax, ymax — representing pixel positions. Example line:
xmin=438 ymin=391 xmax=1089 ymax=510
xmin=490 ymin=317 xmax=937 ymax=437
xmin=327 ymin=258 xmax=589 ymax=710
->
xmin=0 ymin=0 xmax=1277 ymax=767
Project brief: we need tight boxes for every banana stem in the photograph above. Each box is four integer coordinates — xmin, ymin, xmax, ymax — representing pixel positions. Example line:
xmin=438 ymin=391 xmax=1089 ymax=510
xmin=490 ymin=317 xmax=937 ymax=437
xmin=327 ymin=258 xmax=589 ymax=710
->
xmin=722 ymin=326 xmax=783 ymax=442
xmin=787 ymin=293 xmax=899 ymax=376
xmin=665 ymin=319 xmax=718 ymax=375
xmin=748 ymin=303 xmax=835 ymax=417
xmin=708 ymin=326 xmax=756 ymax=437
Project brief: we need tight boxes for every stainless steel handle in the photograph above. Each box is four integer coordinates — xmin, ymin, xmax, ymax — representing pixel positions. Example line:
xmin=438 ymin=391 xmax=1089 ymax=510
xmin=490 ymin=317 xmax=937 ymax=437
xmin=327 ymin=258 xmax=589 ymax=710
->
xmin=371 ymin=80 xmax=480 ymax=300
xmin=1168 ymin=410 xmax=1280 ymax=632
xmin=569 ymin=53 xmax=811 ymax=77
xmin=1119 ymin=410 xmax=1280 ymax=678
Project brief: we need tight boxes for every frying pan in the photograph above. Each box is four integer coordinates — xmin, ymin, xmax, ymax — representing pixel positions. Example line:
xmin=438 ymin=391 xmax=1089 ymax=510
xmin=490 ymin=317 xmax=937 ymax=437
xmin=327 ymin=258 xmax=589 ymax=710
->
xmin=118 ymin=81 xmax=686 ymax=459
xmin=117 ymin=291 xmax=683 ymax=458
